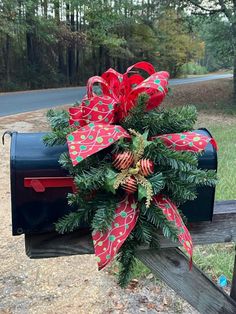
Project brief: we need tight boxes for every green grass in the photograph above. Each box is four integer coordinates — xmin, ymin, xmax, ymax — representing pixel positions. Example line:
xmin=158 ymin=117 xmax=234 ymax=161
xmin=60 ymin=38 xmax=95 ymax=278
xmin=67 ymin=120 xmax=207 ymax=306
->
xmin=194 ymin=103 xmax=236 ymax=117
xmin=193 ymin=117 xmax=236 ymax=283
xmin=197 ymin=120 xmax=236 ymax=201
xmin=193 ymin=244 xmax=234 ymax=281
xmin=131 ymin=110 xmax=236 ymax=283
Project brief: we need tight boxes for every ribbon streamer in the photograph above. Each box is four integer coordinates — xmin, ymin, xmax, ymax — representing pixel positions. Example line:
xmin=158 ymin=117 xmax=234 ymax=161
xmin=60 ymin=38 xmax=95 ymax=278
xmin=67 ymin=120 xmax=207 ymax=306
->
xmin=92 ymin=195 xmax=139 ymax=270
xmin=153 ymin=194 xmax=193 ymax=259
xmin=152 ymin=131 xmax=218 ymax=152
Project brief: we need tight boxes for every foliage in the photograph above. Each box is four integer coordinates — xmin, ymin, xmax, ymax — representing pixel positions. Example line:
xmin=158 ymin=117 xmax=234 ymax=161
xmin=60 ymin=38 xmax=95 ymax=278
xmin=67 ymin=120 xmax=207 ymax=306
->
xmin=154 ymin=9 xmax=205 ymax=77
xmin=0 ymin=0 xmax=222 ymax=91
xmin=181 ymin=0 xmax=236 ymax=101
xmin=181 ymin=62 xmax=207 ymax=75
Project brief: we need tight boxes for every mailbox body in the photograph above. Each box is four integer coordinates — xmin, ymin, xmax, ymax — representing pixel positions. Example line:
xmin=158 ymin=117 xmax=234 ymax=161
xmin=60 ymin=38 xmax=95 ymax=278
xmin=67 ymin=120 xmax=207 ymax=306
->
xmin=10 ymin=129 xmax=217 ymax=236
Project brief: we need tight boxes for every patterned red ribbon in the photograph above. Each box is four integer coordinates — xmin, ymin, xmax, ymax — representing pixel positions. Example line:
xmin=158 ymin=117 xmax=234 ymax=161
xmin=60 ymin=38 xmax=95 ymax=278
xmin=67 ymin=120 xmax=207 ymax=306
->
xmin=67 ymin=61 xmax=169 ymax=166
xmin=152 ymin=132 xmax=218 ymax=152
xmin=153 ymin=194 xmax=193 ymax=260
xmin=92 ymin=195 xmax=139 ymax=269
xmin=66 ymin=61 xmax=217 ymax=270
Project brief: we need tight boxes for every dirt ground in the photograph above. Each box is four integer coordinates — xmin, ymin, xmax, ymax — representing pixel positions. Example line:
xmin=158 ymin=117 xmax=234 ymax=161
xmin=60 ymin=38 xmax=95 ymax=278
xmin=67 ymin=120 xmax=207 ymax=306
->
xmin=0 ymin=108 xmax=200 ymax=314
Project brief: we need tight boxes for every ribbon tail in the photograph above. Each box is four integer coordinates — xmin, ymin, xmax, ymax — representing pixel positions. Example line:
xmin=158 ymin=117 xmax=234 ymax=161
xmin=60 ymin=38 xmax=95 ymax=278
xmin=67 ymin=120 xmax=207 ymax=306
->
xmin=92 ymin=195 xmax=139 ymax=270
xmin=152 ymin=131 xmax=218 ymax=153
xmin=153 ymin=194 xmax=193 ymax=262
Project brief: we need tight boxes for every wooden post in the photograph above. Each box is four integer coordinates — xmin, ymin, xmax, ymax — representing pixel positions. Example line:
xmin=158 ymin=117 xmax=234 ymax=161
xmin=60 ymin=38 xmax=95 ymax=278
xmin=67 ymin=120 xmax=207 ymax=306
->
xmin=136 ymin=248 xmax=236 ymax=314
xmin=230 ymin=245 xmax=236 ymax=301
xmin=24 ymin=200 xmax=236 ymax=313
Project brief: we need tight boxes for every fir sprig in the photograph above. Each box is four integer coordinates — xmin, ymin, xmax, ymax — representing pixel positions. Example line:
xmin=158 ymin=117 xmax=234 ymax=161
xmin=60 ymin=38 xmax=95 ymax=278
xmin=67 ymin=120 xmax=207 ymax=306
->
xmin=46 ymin=109 xmax=70 ymax=131
xmin=74 ymin=163 xmax=111 ymax=192
xmin=117 ymin=234 xmax=139 ymax=288
xmin=91 ymin=197 xmax=117 ymax=232
xmin=149 ymin=173 xmax=165 ymax=194
xmin=141 ymin=203 xmax=179 ymax=243
xmin=144 ymin=138 xmax=199 ymax=172
xmin=43 ymin=127 xmax=74 ymax=146
xmin=121 ymin=104 xmax=197 ymax=136
xmin=55 ymin=210 xmax=85 ymax=234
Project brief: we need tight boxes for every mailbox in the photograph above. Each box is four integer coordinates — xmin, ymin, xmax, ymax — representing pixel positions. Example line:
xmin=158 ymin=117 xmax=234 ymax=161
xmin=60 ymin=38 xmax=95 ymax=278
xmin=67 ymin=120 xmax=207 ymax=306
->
xmin=10 ymin=132 xmax=74 ymax=235
xmin=9 ymin=128 xmax=217 ymax=236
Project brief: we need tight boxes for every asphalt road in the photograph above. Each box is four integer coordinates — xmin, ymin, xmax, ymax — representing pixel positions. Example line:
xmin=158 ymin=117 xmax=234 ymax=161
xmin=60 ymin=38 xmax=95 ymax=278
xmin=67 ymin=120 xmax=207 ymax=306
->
xmin=0 ymin=73 xmax=232 ymax=117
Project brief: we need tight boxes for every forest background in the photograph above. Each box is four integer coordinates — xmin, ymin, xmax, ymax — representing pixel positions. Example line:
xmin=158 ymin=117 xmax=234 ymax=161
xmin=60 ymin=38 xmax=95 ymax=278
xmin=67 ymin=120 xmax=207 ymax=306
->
xmin=0 ymin=0 xmax=234 ymax=92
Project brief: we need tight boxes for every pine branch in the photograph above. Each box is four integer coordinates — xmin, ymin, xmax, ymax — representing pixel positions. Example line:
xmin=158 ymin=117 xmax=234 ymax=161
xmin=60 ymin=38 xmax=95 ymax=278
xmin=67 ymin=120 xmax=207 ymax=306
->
xmin=162 ymin=168 xmax=217 ymax=204
xmin=117 ymin=234 xmax=138 ymax=288
xmin=147 ymin=105 xmax=198 ymax=136
xmin=55 ymin=210 xmax=85 ymax=234
xmin=74 ymin=163 xmax=111 ymax=192
xmin=121 ymin=105 xmax=197 ymax=136
xmin=46 ymin=109 xmax=70 ymax=131
xmin=120 ymin=93 xmax=149 ymax=130
xmin=165 ymin=181 xmax=197 ymax=204
xmin=148 ymin=172 xmax=165 ymax=195
xmin=91 ymin=197 xmax=117 ymax=232
xmin=58 ymin=152 xmax=76 ymax=175
xmin=133 ymin=216 xmax=153 ymax=245
xmin=144 ymin=139 xmax=199 ymax=172
xmin=43 ymin=127 xmax=73 ymax=146
xmin=141 ymin=203 xmax=179 ymax=243
xmin=59 ymin=152 xmax=103 ymax=176
xmin=179 ymin=169 xmax=218 ymax=186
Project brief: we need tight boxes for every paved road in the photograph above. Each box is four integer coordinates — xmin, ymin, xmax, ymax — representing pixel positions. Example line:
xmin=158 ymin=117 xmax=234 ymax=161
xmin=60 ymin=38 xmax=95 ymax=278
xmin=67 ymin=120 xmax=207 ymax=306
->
xmin=0 ymin=73 xmax=232 ymax=117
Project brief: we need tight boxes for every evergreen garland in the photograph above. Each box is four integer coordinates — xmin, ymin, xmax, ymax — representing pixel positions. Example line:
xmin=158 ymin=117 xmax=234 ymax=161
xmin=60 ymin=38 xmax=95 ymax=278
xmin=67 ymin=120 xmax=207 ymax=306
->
xmin=44 ymin=94 xmax=217 ymax=287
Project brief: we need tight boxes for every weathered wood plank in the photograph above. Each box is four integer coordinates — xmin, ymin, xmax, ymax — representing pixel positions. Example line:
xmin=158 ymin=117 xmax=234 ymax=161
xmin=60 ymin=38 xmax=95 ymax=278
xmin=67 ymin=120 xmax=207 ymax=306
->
xmin=136 ymin=248 xmax=236 ymax=314
xmin=25 ymin=231 xmax=94 ymax=258
xmin=230 ymin=246 xmax=236 ymax=301
xmin=25 ymin=200 xmax=236 ymax=259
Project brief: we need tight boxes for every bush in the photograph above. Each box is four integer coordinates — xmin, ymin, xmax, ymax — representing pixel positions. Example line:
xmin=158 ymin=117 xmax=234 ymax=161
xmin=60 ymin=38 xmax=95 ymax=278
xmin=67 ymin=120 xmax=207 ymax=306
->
xmin=181 ymin=62 xmax=208 ymax=76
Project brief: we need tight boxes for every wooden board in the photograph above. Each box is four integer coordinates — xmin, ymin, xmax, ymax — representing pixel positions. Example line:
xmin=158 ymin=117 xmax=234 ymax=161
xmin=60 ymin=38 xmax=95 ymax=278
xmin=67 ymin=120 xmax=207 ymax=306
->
xmin=24 ymin=200 xmax=236 ymax=314
xmin=25 ymin=200 xmax=236 ymax=258
xmin=136 ymin=248 xmax=236 ymax=314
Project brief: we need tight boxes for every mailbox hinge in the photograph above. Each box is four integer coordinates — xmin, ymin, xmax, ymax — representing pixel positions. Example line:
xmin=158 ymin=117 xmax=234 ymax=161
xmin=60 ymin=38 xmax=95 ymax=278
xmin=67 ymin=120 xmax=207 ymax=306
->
xmin=24 ymin=177 xmax=76 ymax=193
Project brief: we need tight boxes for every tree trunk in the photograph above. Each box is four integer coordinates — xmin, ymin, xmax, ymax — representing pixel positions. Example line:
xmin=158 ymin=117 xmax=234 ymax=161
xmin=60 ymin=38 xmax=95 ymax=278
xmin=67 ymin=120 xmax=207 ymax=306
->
xmin=68 ymin=10 xmax=75 ymax=84
xmin=232 ymin=5 xmax=236 ymax=105
xmin=5 ymin=35 xmax=11 ymax=83
xmin=54 ymin=0 xmax=64 ymax=78
xmin=43 ymin=0 xmax=48 ymax=18
xmin=233 ymin=47 xmax=236 ymax=105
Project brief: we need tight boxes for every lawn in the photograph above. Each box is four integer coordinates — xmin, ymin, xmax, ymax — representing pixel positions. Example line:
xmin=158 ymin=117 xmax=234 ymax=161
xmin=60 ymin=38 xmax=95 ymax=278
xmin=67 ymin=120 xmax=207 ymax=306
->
xmin=132 ymin=79 xmax=236 ymax=284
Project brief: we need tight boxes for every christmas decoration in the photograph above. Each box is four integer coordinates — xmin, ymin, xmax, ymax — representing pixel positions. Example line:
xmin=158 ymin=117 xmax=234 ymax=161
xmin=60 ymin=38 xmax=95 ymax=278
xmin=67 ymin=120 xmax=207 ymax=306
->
xmin=121 ymin=176 xmax=138 ymax=194
xmin=113 ymin=151 xmax=134 ymax=170
xmin=44 ymin=61 xmax=218 ymax=287
xmin=139 ymin=159 xmax=154 ymax=177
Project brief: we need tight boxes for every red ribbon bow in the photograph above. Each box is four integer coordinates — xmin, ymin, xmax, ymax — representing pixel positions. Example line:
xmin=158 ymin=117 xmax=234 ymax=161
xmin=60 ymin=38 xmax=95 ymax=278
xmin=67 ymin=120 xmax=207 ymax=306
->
xmin=67 ymin=61 xmax=169 ymax=166
xmin=66 ymin=61 xmax=217 ymax=270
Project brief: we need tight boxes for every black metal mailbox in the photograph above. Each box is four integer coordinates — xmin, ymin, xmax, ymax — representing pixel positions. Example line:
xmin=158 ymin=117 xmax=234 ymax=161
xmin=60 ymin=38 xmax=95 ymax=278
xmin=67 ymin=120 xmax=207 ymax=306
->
xmin=10 ymin=132 xmax=73 ymax=235
xmin=180 ymin=129 xmax=217 ymax=222
xmin=10 ymin=129 xmax=217 ymax=236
